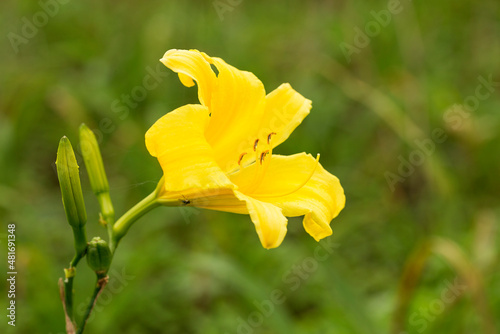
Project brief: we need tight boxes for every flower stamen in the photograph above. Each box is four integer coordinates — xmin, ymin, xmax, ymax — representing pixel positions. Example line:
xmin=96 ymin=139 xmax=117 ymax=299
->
xmin=267 ymin=132 xmax=276 ymax=145
xmin=253 ymin=139 xmax=259 ymax=151
xmin=259 ymin=150 xmax=270 ymax=164
xmin=238 ymin=152 xmax=247 ymax=166
xmin=234 ymin=132 xmax=276 ymax=191
xmin=243 ymin=137 xmax=273 ymax=193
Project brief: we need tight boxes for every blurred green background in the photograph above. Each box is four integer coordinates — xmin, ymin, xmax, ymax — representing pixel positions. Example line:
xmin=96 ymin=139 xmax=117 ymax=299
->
xmin=1 ymin=0 xmax=499 ymax=333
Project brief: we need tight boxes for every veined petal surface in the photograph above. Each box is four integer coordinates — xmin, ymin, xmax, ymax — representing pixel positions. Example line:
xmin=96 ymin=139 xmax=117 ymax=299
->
xmin=234 ymin=191 xmax=288 ymax=249
xmin=145 ymin=104 xmax=234 ymax=192
xmin=260 ymin=83 xmax=311 ymax=149
xmin=230 ymin=153 xmax=345 ymax=241
xmin=160 ymin=50 xmax=314 ymax=176
xmin=229 ymin=83 xmax=313 ymax=170
xmin=203 ymin=56 xmax=267 ymax=172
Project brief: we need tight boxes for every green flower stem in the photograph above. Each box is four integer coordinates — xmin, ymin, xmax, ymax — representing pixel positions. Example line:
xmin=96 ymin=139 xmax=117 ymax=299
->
xmin=111 ymin=180 xmax=179 ymax=252
xmin=68 ymin=178 xmax=178 ymax=333
xmin=111 ymin=191 xmax=159 ymax=251
xmin=72 ymin=225 xmax=88 ymax=262
xmin=63 ymin=272 xmax=76 ymax=325
xmin=97 ymin=192 xmax=115 ymax=242
xmin=76 ymin=276 xmax=108 ymax=334
xmin=97 ymin=192 xmax=114 ymax=219
xmin=64 ymin=231 xmax=88 ymax=326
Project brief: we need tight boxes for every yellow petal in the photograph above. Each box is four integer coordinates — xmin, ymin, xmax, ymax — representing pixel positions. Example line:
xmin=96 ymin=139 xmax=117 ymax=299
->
xmin=157 ymin=187 xmax=287 ymax=249
xmin=227 ymin=83 xmax=312 ymax=170
xmin=158 ymin=187 xmax=249 ymax=214
xmin=145 ymin=104 xmax=234 ymax=192
xmin=230 ymin=153 xmax=345 ymax=241
xmin=161 ymin=50 xmax=312 ymax=175
xmin=203 ymin=56 xmax=267 ymax=172
xmin=234 ymin=191 xmax=288 ymax=249
xmin=261 ymin=83 xmax=311 ymax=149
xmin=161 ymin=49 xmax=216 ymax=108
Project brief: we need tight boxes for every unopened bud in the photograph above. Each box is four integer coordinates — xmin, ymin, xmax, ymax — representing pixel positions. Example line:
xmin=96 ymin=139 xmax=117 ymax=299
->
xmin=80 ymin=124 xmax=114 ymax=222
xmin=56 ymin=136 xmax=87 ymax=228
xmin=79 ymin=124 xmax=109 ymax=196
xmin=86 ymin=237 xmax=112 ymax=276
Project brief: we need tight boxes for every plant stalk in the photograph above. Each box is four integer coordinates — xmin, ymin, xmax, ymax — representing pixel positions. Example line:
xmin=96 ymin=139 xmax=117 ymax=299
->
xmin=76 ymin=276 xmax=108 ymax=334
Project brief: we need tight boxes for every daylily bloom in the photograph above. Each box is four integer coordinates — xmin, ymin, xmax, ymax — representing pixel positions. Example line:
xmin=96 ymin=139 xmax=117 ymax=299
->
xmin=145 ymin=49 xmax=345 ymax=249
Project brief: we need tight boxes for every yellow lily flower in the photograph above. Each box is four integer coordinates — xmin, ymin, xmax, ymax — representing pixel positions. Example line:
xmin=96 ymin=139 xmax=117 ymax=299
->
xmin=145 ymin=49 xmax=345 ymax=249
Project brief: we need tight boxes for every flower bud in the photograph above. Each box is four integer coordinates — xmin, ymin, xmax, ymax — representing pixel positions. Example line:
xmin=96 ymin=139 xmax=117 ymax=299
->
xmin=79 ymin=124 xmax=109 ymax=196
xmin=80 ymin=124 xmax=114 ymax=222
xmin=86 ymin=237 xmax=112 ymax=276
xmin=56 ymin=136 xmax=87 ymax=228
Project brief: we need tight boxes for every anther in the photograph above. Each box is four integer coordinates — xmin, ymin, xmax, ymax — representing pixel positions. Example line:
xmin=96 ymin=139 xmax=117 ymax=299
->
xmin=253 ymin=139 xmax=259 ymax=151
xmin=259 ymin=150 xmax=269 ymax=164
xmin=267 ymin=132 xmax=277 ymax=144
xmin=238 ymin=152 xmax=247 ymax=165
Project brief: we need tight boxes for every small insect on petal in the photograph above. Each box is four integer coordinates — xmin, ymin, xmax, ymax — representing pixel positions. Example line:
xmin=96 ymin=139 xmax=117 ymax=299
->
xmin=180 ymin=196 xmax=191 ymax=205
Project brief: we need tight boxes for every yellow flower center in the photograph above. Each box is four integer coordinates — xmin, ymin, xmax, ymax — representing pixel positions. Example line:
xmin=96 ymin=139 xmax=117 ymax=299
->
xmin=234 ymin=132 xmax=275 ymax=193
xmin=233 ymin=132 xmax=319 ymax=197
